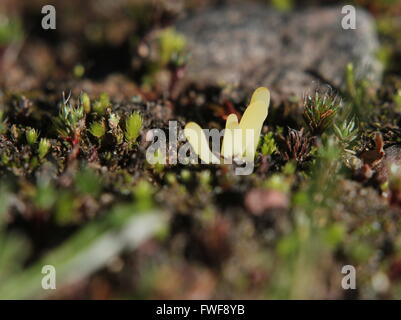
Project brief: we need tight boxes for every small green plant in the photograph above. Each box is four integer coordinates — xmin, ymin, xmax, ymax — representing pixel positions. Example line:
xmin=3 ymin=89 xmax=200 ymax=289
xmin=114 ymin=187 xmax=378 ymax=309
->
xmin=92 ymin=93 xmax=110 ymax=115
xmin=25 ymin=128 xmax=39 ymax=146
xmin=180 ymin=169 xmax=191 ymax=183
xmin=124 ymin=112 xmax=143 ymax=146
xmin=303 ymin=91 xmax=340 ymax=135
xmin=260 ymin=132 xmax=277 ymax=156
xmin=333 ymin=118 xmax=358 ymax=153
xmin=89 ymin=120 xmax=106 ymax=140
xmin=53 ymin=94 xmax=85 ymax=143
xmin=38 ymin=138 xmax=51 ymax=159
xmin=80 ymin=92 xmax=91 ymax=114
xmin=142 ymin=28 xmax=187 ymax=89
xmin=158 ymin=28 xmax=187 ymax=67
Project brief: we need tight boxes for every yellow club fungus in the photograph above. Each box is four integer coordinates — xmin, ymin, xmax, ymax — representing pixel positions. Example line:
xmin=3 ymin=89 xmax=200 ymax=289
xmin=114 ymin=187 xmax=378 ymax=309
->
xmin=184 ymin=121 xmax=221 ymax=164
xmin=184 ymin=87 xmax=270 ymax=164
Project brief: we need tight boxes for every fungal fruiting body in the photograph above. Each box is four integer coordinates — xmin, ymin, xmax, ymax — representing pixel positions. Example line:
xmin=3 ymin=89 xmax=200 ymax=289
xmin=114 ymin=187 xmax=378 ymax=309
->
xmin=184 ymin=121 xmax=221 ymax=164
xmin=184 ymin=87 xmax=270 ymax=164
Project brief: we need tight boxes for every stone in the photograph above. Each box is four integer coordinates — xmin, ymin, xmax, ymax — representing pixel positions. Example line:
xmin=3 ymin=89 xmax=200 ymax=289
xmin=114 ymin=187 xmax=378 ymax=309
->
xmin=176 ymin=4 xmax=382 ymax=99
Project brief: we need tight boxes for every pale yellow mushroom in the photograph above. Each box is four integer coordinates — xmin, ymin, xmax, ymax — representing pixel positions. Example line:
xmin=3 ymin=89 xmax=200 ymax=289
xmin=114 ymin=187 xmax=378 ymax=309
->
xmin=221 ymin=113 xmax=242 ymax=160
xmin=184 ymin=122 xmax=220 ymax=164
xmin=184 ymin=87 xmax=270 ymax=166
xmin=239 ymin=87 xmax=270 ymax=161
xmin=250 ymin=87 xmax=270 ymax=106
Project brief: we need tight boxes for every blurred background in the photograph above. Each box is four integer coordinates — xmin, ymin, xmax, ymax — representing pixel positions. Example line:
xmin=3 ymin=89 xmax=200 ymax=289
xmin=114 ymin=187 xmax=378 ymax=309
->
xmin=1 ymin=0 xmax=399 ymax=92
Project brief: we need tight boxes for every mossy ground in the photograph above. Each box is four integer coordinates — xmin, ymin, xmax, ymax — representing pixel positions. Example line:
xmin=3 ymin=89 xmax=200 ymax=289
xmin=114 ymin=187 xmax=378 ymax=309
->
xmin=2 ymin=0 xmax=401 ymax=299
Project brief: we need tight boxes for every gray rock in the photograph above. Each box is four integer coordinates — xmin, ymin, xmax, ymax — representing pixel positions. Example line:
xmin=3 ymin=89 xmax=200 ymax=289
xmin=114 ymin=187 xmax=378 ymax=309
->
xmin=176 ymin=4 xmax=382 ymax=99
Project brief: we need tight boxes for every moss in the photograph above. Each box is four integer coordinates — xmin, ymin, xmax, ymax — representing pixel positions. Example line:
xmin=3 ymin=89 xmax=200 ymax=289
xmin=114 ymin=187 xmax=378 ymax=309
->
xmin=38 ymin=138 xmax=51 ymax=159
xmin=303 ymin=90 xmax=340 ymax=135
xmin=89 ymin=120 xmax=106 ymax=139
xmin=80 ymin=92 xmax=91 ymax=114
xmin=260 ymin=132 xmax=277 ymax=156
xmin=54 ymin=98 xmax=85 ymax=140
xmin=124 ymin=111 xmax=143 ymax=146
xmin=92 ymin=93 xmax=110 ymax=115
xmin=25 ymin=128 xmax=39 ymax=146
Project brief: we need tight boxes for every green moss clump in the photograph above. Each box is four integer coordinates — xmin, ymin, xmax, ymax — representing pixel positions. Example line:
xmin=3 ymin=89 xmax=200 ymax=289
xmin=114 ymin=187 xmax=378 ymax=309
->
xmin=124 ymin=111 xmax=143 ymax=146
